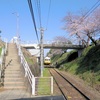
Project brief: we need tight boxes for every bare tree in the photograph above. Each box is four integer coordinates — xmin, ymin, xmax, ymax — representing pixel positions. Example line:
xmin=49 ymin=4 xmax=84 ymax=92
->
xmin=63 ymin=8 xmax=100 ymax=46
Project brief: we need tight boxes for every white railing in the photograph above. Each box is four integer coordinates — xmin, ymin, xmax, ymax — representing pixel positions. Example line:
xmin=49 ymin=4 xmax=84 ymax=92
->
xmin=16 ymin=39 xmax=53 ymax=95
xmin=0 ymin=38 xmax=8 ymax=83
xmin=16 ymin=41 xmax=35 ymax=95
xmin=20 ymin=51 xmax=35 ymax=95
xmin=4 ymin=38 xmax=8 ymax=55
xmin=0 ymin=47 xmax=5 ymax=81
xmin=35 ymin=77 xmax=53 ymax=95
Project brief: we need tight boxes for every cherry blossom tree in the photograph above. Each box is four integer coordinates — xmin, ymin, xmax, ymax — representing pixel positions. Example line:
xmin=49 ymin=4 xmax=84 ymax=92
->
xmin=63 ymin=8 xmax=100 ymax=46
xmin=53 ymin=36 xmax=72 ymax=45
xmin=48 ymin=36 xmax=72 ymax=56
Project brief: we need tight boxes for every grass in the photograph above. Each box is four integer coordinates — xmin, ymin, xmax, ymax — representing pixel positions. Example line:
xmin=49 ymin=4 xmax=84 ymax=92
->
xmin=51 ymin=45 xmax=100 ymax=90
xmin=36 ymin=77 xmax=51 ymax=95
xmin=51 ymin=50 xmax=77 ymax=68
xmin=24 ymin=55 xmax=52 ymax=95
xmin=22 ymin=48 xmax=52 ymax=95
xmin=25 ymin=56 xmax=34 ymax=65
xmin=0 ymin=48 xmax=2 ymax=56
xmin=43 ymin=68 xmax=51 ymax=77
xmin=36 ymin=68 xmax=52 ymax=95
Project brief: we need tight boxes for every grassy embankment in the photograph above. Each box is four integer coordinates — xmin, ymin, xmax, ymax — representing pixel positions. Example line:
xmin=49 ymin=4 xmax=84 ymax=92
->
xmin=22 ymin=48 xmax=51 ymax=95
xmin=51 ymin=45 xmax=100 ymax=91
xmin=0 ymin=48 xmax=2 ymax=55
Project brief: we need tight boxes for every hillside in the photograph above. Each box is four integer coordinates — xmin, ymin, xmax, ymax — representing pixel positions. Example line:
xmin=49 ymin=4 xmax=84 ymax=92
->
xmin=21 ymin=47 xmax=40 ymax=76
xmin=51 ymin=45 xmax=100 ymax=92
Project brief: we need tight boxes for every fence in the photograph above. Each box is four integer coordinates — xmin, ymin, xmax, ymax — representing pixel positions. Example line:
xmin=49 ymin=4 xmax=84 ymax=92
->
xmin=0 ymin=48 xmax=4 ymax=80
xmin=35 ymin=77 xmax=53 ymax=95
xmin=16 ymin=38 xmax=53 ymax=95
xmin=0 ymin=38 xmax=8 ymax=84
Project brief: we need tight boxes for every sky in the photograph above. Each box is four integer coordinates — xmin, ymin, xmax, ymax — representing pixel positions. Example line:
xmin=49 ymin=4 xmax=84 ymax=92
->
xmin=0 ymin=0 xmax=99 ymax=43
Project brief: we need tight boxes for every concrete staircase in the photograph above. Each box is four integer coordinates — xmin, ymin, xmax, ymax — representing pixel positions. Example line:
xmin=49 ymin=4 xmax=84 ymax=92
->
xmin=4 ymin=43 xmax=25 ymax=89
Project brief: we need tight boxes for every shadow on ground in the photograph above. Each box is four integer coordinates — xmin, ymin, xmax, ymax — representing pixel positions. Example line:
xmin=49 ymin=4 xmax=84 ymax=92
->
xmin=14 ymin=95 xmax=64 ymax=100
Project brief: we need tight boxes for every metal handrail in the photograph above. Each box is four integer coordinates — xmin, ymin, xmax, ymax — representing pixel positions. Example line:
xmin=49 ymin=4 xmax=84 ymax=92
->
xmin=16 ymin=40 xmax=35 ymax=95
xmin=15 ymin=38 xmax=53 ymax=95
xmin=4 ymin=39 xmax=8 ymax=55
xmin=0 ymin=38 xmax=8 ymax=84
xmin=0 ymin=47 xmax=5 ymax=82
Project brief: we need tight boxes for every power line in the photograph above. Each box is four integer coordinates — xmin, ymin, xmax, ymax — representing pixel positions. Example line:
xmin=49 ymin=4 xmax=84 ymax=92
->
xmin=74 ymin=0 xmax=100 ymax=26
xmin=75 ymin=0 xmax=100 ymax=44
xmin=27 ymin=0 xmax=39 ymax=43
xmin=36 ymin=0 xmax=42 ymax=28
xmin=46 ymin=0 xmax=51 ymax=29
xmin=35 ymin=0 xmax=51 ymax=30
xmin=63 ymin=0 xmax=100 ymax=40
xmin=83 ymin=0 xmax=100 ymax=19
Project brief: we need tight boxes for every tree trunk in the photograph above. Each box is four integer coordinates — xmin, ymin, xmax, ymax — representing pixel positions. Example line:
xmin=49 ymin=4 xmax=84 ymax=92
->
xmin=87 ymin=33 xmax=97 ymax=46
xmin=76 ymin=33 xmax=87 ymax=46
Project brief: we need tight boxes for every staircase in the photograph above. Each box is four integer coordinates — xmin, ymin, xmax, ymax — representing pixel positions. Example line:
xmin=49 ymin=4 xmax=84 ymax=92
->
xmin=4 ymin=43 xmax=25 ymax=89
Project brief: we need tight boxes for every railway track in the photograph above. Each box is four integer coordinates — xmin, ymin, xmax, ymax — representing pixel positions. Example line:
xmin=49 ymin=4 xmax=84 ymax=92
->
xmin=49 ymin=68 xmax=90 ymax=100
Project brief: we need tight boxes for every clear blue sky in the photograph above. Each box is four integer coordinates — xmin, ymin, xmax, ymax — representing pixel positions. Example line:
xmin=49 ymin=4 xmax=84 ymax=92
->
xmin=0 ymin=0 xmax=98 ymax=42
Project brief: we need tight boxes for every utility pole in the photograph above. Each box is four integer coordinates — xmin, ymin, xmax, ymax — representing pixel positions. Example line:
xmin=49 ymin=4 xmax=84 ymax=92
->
xmin=40 ymin=27 xmax=45 ymax=77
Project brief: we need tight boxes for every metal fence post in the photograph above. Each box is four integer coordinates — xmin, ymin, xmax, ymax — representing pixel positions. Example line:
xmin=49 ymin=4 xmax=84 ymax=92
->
xmin=0 ymin=70 xmax=1 ymax=81
xmin=25 ymin=65 xmax=28 ymax=77
xmin=32 ymin=75 xmax=35 ymax=95
xmin=51 ymin=76 xmax=53 ymax=94
xmin=20 ymin=54 xmax=23 ymax=64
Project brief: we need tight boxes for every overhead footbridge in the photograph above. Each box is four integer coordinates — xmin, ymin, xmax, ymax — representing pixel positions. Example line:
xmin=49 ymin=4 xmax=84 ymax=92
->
xmin=21 ymin=43 xmax=85 ymax=49
xmin=42 ymin=44 xmax=85 ymax=49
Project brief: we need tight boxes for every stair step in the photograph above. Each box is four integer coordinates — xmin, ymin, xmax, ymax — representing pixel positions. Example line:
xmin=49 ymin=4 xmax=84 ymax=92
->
xmin=4 ymin=82 xmax=25 ymax=86
xmin=5 ymin=72 xmax=21 ymax=74
xmin=5 ymin=68 xmax=21 ymax=70
xmin=5 ymin=71 xmax=21 ymax=74
xmin=4 ymin=86 xmax=26 ymax=89
xmin=4 ymin=71 xmax=21 ymax=74
xmin=4 ymin=75 xmax=22 ymax=78
xmin=3 ymin=43 xmax=26 ymax=90
xmin=4 ymin=77 xmax=24 ymax=82
xmin=5 ymin=69 xmax=21 ymax=71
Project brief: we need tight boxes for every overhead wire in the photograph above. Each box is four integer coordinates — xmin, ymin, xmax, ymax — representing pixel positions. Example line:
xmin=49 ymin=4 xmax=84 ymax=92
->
xmin=35 ymin=0 xmax=51 ymax=30
xmin=63 ymin=0 xmax=100 ymax=40
xmin=36 ymin=0 xmax=42 ymax=28
xmin=46 ymin=0 xmax=51 ymax=29
xmin=76 ymin=0 xmax=100 ymax=44
xmin=83 ymin=0 xmax=100 ymax=19
xmin=27 ymin=0 xmax=39 ymax=43
xmin=34 ymin=0 xmax=41 ymax=35
xmin=34 ymin=0 xmax=52 ymax=45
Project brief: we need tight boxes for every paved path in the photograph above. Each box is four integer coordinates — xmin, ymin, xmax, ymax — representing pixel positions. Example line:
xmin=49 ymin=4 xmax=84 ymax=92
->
xmin=0 ymin=88 xmax=64 ymax=100
xmin=0 ymin=88 xmax=31 ymax=100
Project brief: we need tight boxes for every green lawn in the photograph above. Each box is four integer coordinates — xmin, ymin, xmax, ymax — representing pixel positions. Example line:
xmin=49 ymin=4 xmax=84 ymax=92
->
xmin=36 ymin=68 xmax=52 ymax=95
xmin=52 ymin=45 xmax=100 ymax=89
